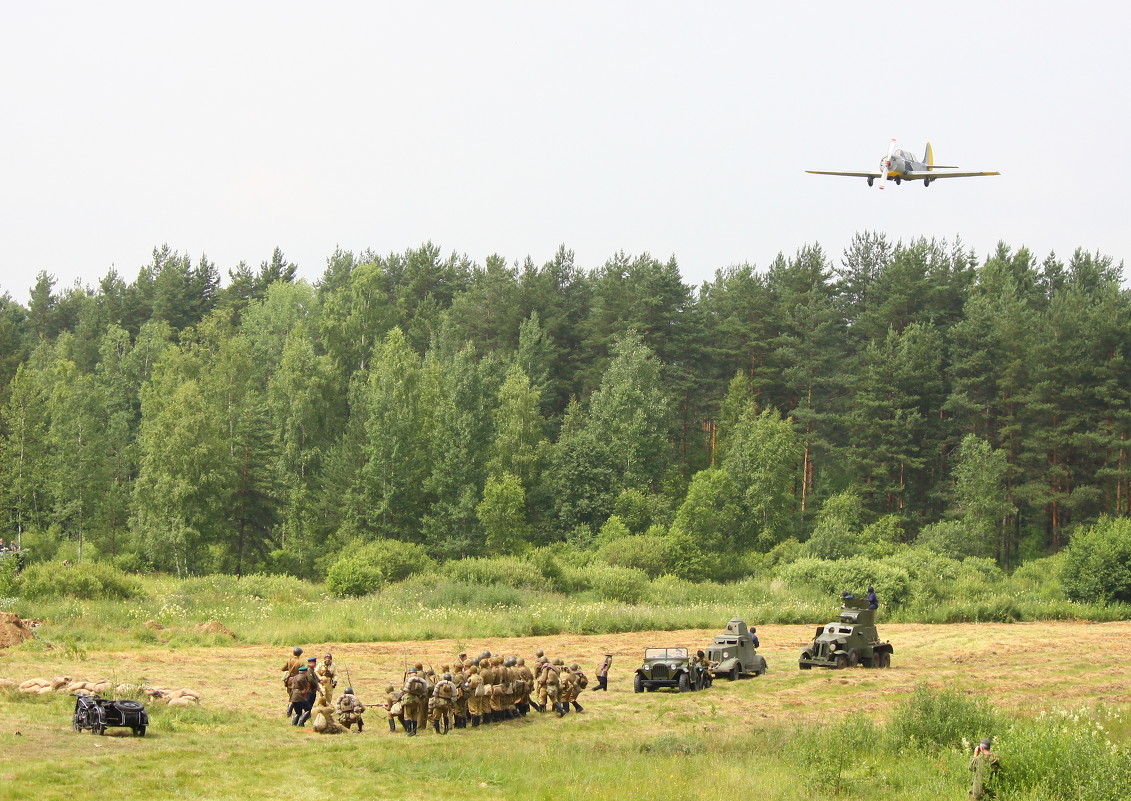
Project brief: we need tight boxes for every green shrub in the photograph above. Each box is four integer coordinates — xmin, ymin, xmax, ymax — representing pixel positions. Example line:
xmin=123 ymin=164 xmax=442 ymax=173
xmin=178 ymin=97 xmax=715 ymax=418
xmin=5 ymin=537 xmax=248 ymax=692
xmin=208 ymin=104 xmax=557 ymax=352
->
xmin=18 ymin=560 xmax=144 ymax=601
xmin=777 ymin=556 xmax=911 ymax=607
xmin=888 ymin=684 xmax=1000 ymax=755
xmin=326 ymin=540 xmax=435 ymax=597
xmin=577 ymin=564 xmax=650 ymax=603
xmin=441 ymin=557 xmax=551 ymax=591
xmin=0 ymin=554 xmax=19 ymax=597
xmin=997 ymin=709 xmax=1131 ymax=801
xmin=593 ymin=534 xmax=674 ymax=578
xmin=1061 ymin=517 xmax=1131 ymax=603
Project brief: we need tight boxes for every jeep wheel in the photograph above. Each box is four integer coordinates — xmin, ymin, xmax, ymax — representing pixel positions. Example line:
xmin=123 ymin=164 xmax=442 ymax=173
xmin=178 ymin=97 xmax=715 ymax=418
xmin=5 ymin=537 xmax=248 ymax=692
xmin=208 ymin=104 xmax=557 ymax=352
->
xmin=834 ymin=654 xmax=848 ymax=670
xmin=678 ymin=673 xmax=690 ymax=693
xmin=633 ymin=674 xmax=644 ymax=694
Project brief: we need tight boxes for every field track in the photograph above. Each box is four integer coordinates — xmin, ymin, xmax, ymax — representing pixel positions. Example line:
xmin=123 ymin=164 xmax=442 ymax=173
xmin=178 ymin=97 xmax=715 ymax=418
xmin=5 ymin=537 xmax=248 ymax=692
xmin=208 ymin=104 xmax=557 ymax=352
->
xmin=4 ymin=620 xmax=1130 ymax=724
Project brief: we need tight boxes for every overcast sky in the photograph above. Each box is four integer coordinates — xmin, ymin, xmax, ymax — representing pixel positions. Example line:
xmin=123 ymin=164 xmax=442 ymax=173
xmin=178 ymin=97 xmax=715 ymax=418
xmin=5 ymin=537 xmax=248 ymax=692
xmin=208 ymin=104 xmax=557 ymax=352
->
xmin=1 ymin=2 xmax=1126 ymax=303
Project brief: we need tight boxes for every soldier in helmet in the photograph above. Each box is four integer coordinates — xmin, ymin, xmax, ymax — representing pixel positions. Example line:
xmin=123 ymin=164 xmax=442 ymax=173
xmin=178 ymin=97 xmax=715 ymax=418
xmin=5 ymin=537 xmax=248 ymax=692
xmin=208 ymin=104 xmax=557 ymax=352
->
xmin=532 ymin=656 xmax=549 ymax=712
xmin=401 ymin=668 xmax=429 ymax=736
xmin=477 ymin=656 xmax=496 ymax=724
xmin=465 ymin=663 xmax=484 ymax=727
xmin=281 ymin=646 xmax=305 ymax=714
xmin=558 ymin=660 xmax=575 ymax=715
xmin=431 ymin=673 xmax=457 ymax=734
xmin=382 ymin=683 xmax=406 ymax=734
xmin=968 ymin=737 xmax=999 ymax=800
xmin=566 ymin=662 xmax=588 ymax=712
xmin=514 ymin=657 xmax=534 ymax=716
xmin=540 ymin=658 xmax=562 ymax=716
xmin=336 ymin=685 xmax=365 ymax=732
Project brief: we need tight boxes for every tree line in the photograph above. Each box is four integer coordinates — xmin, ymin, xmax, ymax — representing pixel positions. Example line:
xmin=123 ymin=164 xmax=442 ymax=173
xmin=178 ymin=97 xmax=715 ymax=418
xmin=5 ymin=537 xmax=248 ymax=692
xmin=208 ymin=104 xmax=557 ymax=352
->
xmin=0 ymin=234 xmax=1124 ymax=577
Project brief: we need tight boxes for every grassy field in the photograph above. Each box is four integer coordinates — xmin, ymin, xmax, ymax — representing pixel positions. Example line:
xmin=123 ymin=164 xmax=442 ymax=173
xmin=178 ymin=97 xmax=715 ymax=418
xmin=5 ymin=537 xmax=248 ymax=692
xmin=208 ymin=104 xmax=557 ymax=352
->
xmin=3 ymin=621 xmax=1131 ymax=800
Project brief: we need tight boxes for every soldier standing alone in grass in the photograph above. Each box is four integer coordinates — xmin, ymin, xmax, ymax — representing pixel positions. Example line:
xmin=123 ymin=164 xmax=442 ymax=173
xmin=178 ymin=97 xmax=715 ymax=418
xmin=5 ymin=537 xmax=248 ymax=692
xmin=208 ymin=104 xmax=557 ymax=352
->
xmin=595 ymin=654 xmax=612 ymax=691
xmin=968 ymin=738 xmax=999 ymax=800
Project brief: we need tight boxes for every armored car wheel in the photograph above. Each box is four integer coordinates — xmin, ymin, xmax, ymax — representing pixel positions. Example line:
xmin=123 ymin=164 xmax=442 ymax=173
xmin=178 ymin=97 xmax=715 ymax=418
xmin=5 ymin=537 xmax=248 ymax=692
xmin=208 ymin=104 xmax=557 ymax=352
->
xmin=678 ymin=673 xmax=690 ymax=693
xmin=729 ymin=666 xmax=739 ymax=682
xmin=834 ymin=654 xmax=848 ymax=670
xmin=875 ymin=652 xmax=891 ymax=669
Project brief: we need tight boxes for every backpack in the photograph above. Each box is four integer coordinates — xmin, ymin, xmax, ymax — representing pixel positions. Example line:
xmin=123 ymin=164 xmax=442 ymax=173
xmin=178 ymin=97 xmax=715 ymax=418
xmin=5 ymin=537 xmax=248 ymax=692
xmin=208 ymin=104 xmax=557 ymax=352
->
xmin=575 ymin=671 xmax=588 ymax=689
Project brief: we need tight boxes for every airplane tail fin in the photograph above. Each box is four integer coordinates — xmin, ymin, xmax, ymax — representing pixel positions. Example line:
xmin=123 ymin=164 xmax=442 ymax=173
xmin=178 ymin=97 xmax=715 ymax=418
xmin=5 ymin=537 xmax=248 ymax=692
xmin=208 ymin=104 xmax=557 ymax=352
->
xmin=924 ymin=142 xmax=934 ymax=168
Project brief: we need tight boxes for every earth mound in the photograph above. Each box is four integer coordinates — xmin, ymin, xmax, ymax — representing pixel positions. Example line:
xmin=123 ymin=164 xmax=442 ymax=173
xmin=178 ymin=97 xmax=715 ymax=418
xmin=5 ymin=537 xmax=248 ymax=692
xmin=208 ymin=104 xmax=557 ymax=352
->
xmin=0 ymin=612 xmax=34 ymax=649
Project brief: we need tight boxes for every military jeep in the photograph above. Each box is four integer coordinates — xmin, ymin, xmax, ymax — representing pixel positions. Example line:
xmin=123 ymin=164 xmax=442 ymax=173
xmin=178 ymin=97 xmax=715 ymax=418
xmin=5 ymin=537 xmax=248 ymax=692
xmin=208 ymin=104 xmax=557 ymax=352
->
xmin=799 ymin=597 xmax=893 ymax=670
xmin=634 ymin=647 xmax=709 ymax=693
xmin=706 ymin=618 xmax=767 ymax=680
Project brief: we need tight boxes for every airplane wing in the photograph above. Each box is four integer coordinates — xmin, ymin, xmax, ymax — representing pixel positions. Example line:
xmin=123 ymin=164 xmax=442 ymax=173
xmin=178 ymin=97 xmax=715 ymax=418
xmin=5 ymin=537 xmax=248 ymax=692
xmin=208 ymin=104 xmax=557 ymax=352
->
xmin=805 ymin=170 xmax=882 ymax=178
xmin=904 ymin=170 xmax=1000 ymax=180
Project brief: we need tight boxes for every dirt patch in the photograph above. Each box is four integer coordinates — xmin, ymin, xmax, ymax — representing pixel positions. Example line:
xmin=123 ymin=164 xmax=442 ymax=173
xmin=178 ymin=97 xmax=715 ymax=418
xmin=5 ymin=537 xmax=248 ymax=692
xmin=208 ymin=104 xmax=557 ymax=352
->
xmin=0 ymin=612 xmax=34 ymax=649
xmin=194 ymin=620 xmax=235 ymax=638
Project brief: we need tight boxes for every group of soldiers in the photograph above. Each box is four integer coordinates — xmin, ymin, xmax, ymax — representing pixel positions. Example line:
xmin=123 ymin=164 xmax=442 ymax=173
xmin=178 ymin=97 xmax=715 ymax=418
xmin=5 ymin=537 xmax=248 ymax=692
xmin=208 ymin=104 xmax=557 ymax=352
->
xmin=281 ymin=646 xmax=601 ymax=737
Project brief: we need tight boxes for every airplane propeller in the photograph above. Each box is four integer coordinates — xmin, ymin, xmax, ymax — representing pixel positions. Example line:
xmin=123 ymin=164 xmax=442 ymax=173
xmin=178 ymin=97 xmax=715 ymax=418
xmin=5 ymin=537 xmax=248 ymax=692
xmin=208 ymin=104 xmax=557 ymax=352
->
xmin=877 ymin=138 xmax=896 ymax=189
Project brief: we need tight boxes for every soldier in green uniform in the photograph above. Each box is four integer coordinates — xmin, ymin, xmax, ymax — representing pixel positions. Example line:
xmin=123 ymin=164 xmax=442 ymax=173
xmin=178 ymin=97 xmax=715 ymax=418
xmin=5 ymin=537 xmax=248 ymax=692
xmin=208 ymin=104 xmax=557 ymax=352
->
xmin=281 ymin=646 xmax=305 ymax=716
xmin=540 ymin=658 xmax=562 ymax=716
xmin=515 ymin=657 xmax=534 ymax=716
xmin=566 ymin=663 xmax=587 ymax=712
xmin=382 ymin=683 xmax=406 ymax=733
xmin=968 ymin=738 xmax=999 ymax=800
xmin=336 ymin=686 xmax=365 ymax=732
xmin=431 ymin=673 xmax=457 ymax=734
xmin=317 ymin=653 xmax=337 ymax=705
xmin=401 ymin=668 xmax=429 ymax=736
xmin=465 ymin=663 xmax=485 ymax=727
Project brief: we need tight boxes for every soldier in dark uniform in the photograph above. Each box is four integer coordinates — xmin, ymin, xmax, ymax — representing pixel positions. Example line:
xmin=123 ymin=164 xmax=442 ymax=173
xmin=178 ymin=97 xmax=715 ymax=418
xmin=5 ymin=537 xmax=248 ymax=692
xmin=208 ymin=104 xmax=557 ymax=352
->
xmin=866 ymin=586 xmax=879 ymax=610
xmin=595 ymin=654 xmax=612 ymax=691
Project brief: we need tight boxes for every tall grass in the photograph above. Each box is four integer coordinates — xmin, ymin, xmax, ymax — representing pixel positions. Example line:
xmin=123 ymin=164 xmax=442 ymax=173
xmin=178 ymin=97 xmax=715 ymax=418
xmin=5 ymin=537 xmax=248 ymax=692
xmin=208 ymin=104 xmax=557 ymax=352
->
xmin=4 ymin=553 xmax=1129 ymax=649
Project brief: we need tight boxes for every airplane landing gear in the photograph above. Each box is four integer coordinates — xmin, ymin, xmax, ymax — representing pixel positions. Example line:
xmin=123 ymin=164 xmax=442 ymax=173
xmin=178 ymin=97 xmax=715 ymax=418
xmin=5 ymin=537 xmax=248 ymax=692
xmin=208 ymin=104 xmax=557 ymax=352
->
xmin=924 ymin=178 xmax=931 ymax=187
xmin=867 ymin=177 xmax=874 ymax=187
xmin=894 ymin=177 xmax=902 ymax=185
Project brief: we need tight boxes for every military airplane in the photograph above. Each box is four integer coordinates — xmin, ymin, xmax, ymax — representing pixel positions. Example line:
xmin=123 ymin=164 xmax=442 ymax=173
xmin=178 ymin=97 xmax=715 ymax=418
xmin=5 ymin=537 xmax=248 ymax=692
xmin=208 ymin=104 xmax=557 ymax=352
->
xmin=806 ymin=139 xmax=999 ymax=188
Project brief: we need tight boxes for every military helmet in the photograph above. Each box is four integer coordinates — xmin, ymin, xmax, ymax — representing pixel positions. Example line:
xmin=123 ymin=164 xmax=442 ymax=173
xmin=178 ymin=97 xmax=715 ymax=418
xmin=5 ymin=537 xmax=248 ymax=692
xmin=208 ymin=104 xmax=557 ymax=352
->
xmin=344 ymin=686 xmax=354 ymax=694
xmin=553 ymin=658 xmax=564 ymax=666
xmin=385 ymin=684 xmax=394 ymax=693
xmin=516 ymin=657 xmax=525 ymax=666
xmin=443 ymin=673 xmax=453 ymax=682
xmin=535 ymin=649 xmax=544 ymax=658
xmin=324 ymin=653 xmax=332 ymax=659
xmin=980 ymin=738 xmax=993 ymax=749
xmin=407 ymin=667 xmax=417 ymax=674
xmin=468 ymin=665 xmax=479 ymax=674
xmin=504 ymin=656 xmax=515 ymax=667
xmin=480 ymin=650 xmax=491 ymax=659
xmin=570 ymin=663 xmax=579 ymax=671
xmin=293 ymin=646 xmax=303 ymax=656
xmin=413 ymin=662 xmax=424 ymax=672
